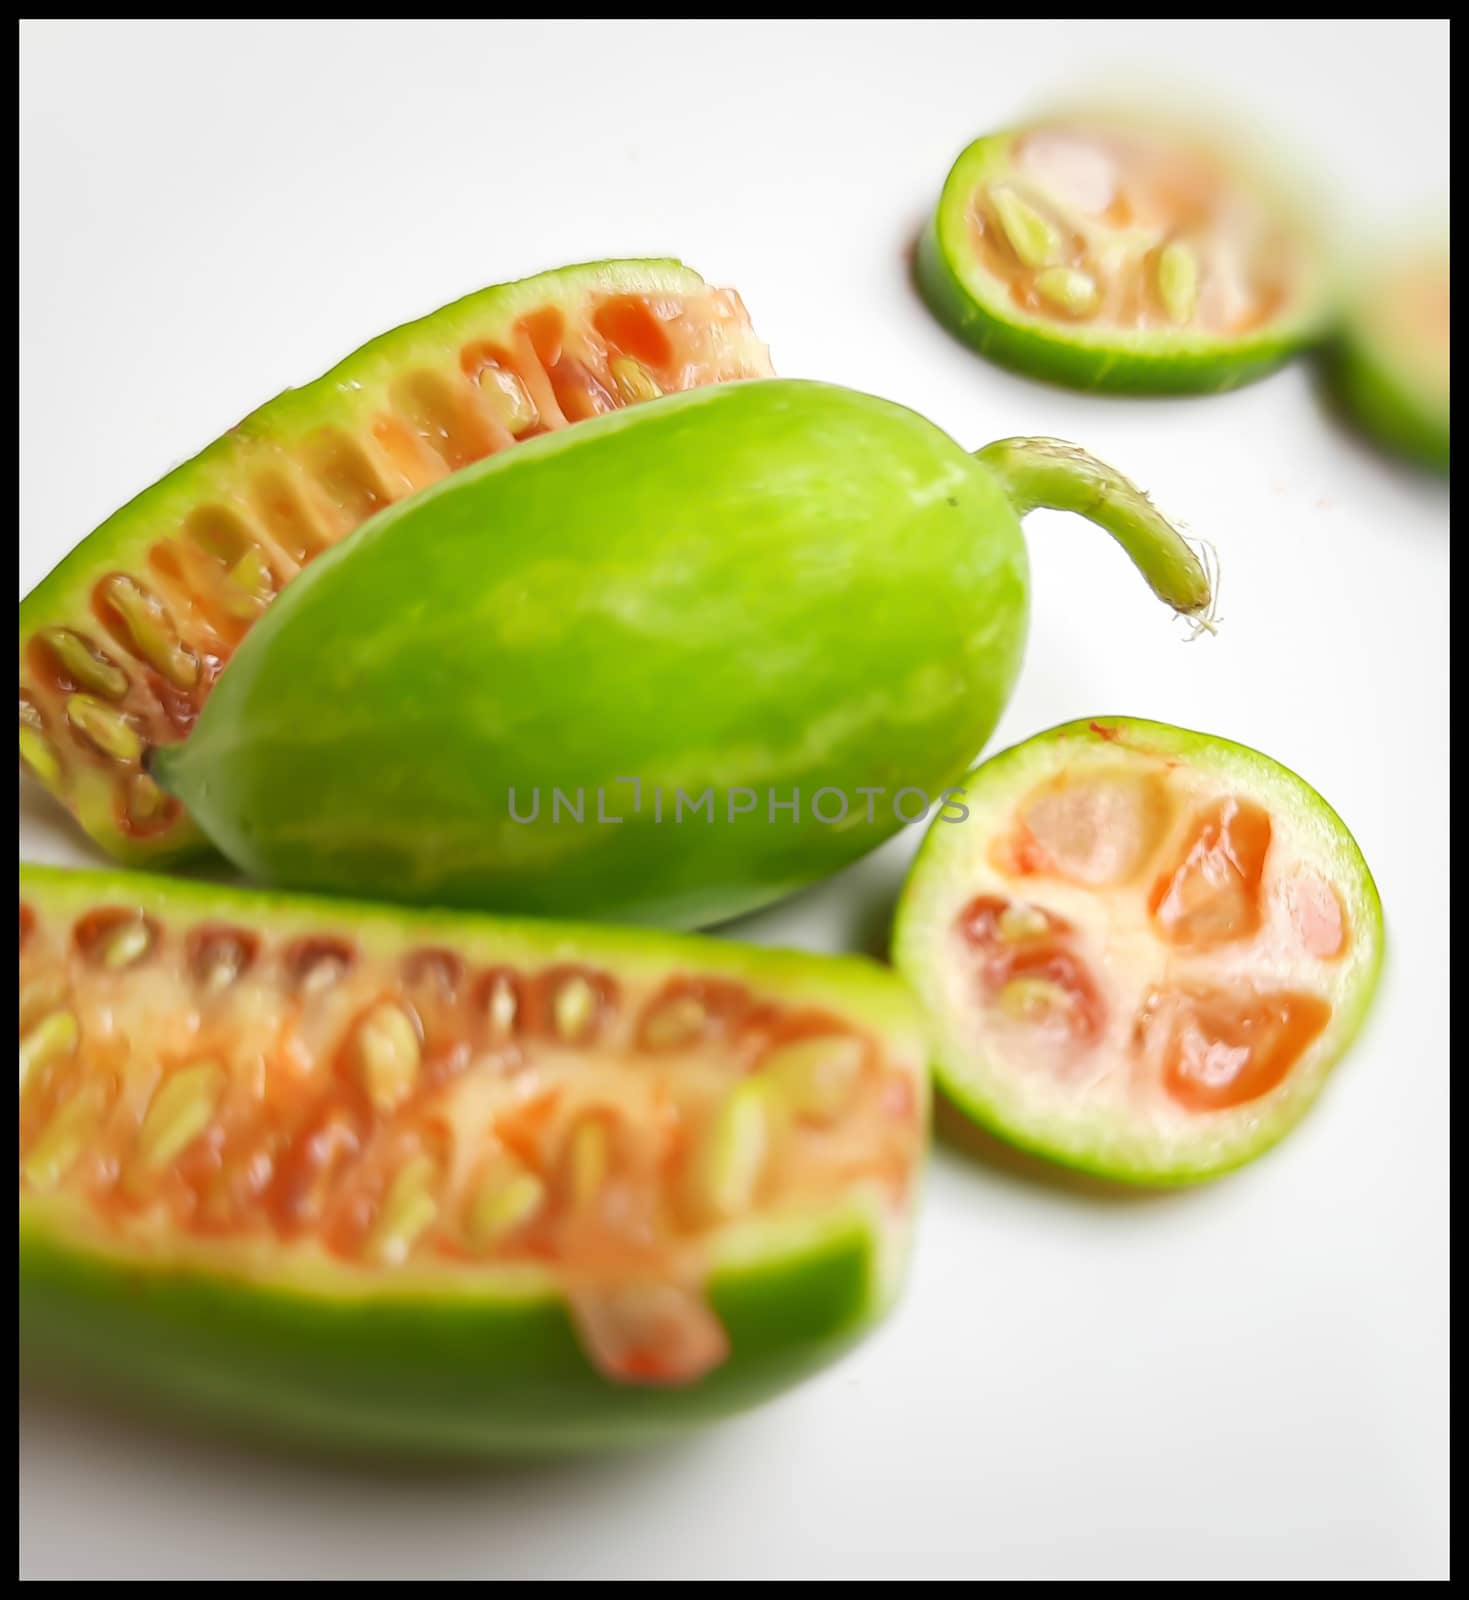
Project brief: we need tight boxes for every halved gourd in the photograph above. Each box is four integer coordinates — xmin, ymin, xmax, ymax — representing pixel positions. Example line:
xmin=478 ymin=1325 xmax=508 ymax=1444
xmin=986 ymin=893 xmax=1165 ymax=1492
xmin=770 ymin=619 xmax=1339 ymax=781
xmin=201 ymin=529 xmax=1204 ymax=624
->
xmin=20 ymin=863 xmax=924 ymax=1453
xmin=19 ymin=260 xmax=771 ymax=864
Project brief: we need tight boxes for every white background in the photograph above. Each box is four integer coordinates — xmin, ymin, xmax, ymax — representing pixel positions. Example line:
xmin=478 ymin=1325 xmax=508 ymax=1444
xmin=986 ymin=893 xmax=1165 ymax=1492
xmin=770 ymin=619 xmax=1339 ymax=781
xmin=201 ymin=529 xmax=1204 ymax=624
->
xmin=19 ymin=19 xmax=1448 ymax=1581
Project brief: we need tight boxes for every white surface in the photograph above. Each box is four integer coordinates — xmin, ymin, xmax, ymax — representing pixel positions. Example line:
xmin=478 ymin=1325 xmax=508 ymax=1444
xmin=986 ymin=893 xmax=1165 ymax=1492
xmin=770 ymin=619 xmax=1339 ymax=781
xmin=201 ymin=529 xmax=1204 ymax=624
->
xmin=19 ymin=19 xmax=1448 ymax=1582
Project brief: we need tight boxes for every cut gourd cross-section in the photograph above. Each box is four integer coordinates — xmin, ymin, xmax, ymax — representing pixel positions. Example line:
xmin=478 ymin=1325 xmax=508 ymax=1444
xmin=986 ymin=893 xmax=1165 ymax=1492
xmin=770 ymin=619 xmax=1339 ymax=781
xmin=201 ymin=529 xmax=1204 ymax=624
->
xmin=18 ymin=260 xmax=771 ymax=865
xmin=894 ymin=717 xmax=1382 ymax=1184
xmin=19 ymin=864 xmax=924 ymax=1454
xmin=918 ymin=113 xmax=1327 ymax=394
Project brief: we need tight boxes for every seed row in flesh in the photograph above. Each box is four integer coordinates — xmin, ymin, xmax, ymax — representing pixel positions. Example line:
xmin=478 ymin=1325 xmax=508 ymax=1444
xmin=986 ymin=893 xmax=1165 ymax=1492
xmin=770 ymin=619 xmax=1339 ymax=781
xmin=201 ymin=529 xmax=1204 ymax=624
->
xmin=956 ymin=771 xmax=1348 ymax=1113
xmin=19 ymin=904 xmax=919 ymax=1279
xmin=18 ymin=288 xmax=767 ymax=847
xmin=970 ymin=126 xmax=1297 ymax=337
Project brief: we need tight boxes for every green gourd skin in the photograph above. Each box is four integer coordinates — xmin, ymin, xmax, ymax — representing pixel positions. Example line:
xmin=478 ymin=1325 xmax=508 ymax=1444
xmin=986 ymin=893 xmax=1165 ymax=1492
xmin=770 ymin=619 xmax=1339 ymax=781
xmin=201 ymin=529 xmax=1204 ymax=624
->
xmin=1326 ymin=245 xmax=1450 ymax=474
xmin=23 ymin=1216 xmax=883 ymax=1456
xmin=156 ymin=380 xmax=1211 ymax=929
xmin=1331 ymin=343 xmax=1450 ymax=474
xmin=20 ymin=862 xmax=926 ymax=1456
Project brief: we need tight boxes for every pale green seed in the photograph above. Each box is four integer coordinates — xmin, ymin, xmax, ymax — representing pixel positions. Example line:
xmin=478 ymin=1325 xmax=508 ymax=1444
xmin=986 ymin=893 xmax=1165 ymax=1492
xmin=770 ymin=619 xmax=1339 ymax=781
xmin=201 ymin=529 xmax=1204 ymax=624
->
xmin=997 ymin=903 xmax=1052 ymax=942
xmin=132 ymin=1061 xmax=225 ymax=1180
xmin=692 ymin=1080 xmax=772 ymax=1222
xmin=223 ymin=547 xmax=274 ymax=618
xmin=19 ymin=1009 xmax=79 ymax=1087
xmin=762 ymin=1036 xmax=865 ymax=1125
xmin=485 ymin=976 xmax=518 ymax=1039
xmin=366 ymin=1155 xmax=439 ymax=1265
xmin=996 ymin=977 xmax=1074 ymax=1025
xmin=101 ymin=575 xmax=199 ymax=690
xmin=99 ymin=918 xmax=153 ymax=970
xmin=19 ymin=726 xmax=62 ymax=787
xmin=128 ymin=772 xmax=169 ymax=824
xmin=552 ymin=976 xmax=598 ymax=1041
xmin=24 ymin=1080 xmax=108 ymax=1191
xmin=195 ymin=933 xmax=249 ymax=995
xmin=468 ymin=1168 xmax=545 ymax=1248
xmin=299 ymin=953 xmax=346 ymax=996
xmin=1035 ymin=266 xmax=1101 ymax=317
xmin=67 ymin=694 xmax=143 ymax=763
xmin=354 ymin=1002 xmax=421 ymax=1112
xmin=989 ymin=185 xmax=1063 ymax=270
xmin=609 ymin=356 xmax=663 ymax=404
xmin=642 ymin=994 xmax=707 ymax=1050
xmin=42 ymin=629 xmax=129 ymax=699
xmin=477 ymin=366 xmax=538 ymax=434
xmin=1156 ymin=240 xmax=1200 ymax=325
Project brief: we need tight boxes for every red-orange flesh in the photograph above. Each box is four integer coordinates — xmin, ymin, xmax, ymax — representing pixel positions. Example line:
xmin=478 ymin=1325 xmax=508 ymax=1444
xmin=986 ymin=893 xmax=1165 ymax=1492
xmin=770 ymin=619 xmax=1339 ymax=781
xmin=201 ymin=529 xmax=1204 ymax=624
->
xmin=19 ymin=282 xmax=770 ymax=855
xmin=968 ymin=762 xmax=1348 ymax=1115
xmin=18 ymin=897 xmax=918 ymax=1384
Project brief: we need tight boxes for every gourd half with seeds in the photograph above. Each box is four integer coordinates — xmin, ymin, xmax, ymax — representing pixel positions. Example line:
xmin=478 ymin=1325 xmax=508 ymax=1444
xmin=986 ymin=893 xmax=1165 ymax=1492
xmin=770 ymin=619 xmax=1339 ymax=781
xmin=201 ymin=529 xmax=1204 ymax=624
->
xmin=19 ymin=864 xmax=925 ymax=1454
xmin=894 ymin=718 xmax=1383 ymax=1184
xmin=18 ymin=260 xmax=771 ymax=866
xmin=918 ymin=114 xmax=1327 ymax=393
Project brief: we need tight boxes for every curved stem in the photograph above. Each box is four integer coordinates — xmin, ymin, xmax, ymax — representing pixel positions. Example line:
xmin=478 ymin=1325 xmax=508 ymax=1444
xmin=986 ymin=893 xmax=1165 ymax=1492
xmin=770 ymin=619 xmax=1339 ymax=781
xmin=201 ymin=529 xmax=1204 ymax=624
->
xmin=976 ymin=437 xmax=1213 ymax=618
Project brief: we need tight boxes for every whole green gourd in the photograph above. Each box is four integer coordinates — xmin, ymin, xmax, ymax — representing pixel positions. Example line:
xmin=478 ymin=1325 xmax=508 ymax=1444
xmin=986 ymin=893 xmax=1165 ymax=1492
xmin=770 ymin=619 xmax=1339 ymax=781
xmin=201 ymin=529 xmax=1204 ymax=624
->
xmin=156 ymin=379 xmax=1211 ymax=927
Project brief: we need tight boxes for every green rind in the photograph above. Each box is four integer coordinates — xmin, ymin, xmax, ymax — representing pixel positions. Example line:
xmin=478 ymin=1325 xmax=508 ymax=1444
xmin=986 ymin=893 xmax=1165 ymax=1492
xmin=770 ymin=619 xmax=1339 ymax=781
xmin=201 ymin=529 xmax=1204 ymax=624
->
xmin=893 ymin=717 xmax=1385 ymax=1186
xmin=19 ymin=861 xmax=927 ymax=1455
xmin=20 ymin=1207 xmax=883 ymax=1458
xmin=20 ymin=260 xmax=711 ymax=628
xmin=156 ymin=379 xmax=1031 ymax=929
xmin=918 ymin=132 xmax=1326 ymax=396
xmin=1327 ymin=327 xmax=1450 ymax=476
xmin=19 ymin=259 xmax=731 ymax=867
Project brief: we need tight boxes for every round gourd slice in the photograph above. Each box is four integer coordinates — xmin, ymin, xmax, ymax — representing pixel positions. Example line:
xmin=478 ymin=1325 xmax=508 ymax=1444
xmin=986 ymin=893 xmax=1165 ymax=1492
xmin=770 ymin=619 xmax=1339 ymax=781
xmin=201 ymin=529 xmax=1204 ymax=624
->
xmin=917 ymin=113 xmax=1327 ymax=393
xmin=894 ymin=717 xmax=1383 ymax=1184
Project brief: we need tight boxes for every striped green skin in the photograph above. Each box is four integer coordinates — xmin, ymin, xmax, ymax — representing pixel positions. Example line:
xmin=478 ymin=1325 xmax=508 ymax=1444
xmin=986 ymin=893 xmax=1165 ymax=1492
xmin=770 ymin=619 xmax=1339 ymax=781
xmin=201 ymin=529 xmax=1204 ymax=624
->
xmin=19 ymin=863 xmax=927 ymax=1456
xmin=894 ymin=718 xmax=1384 ymax=1186
xmin=19 ymin=259 xmax=767 ymax=867
xmin=918 ymin=130 xmax=1326 ymax=395
xmin=156 ymin=380 xmax=1032 ymax=929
